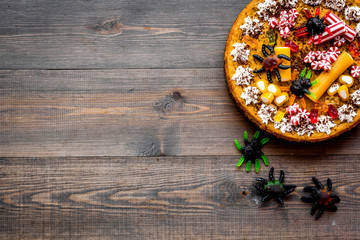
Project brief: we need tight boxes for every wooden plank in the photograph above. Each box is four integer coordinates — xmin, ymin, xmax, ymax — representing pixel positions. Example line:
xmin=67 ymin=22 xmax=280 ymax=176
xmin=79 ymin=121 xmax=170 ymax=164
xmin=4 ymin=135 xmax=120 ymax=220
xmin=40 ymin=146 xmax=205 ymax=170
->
xmin=1 ymin=69 xmax=360 ymax=157
xmin=0 ymin=0 xmax=249 ymax=69
xmin=0 ymin=155 xmax=359 ymax=239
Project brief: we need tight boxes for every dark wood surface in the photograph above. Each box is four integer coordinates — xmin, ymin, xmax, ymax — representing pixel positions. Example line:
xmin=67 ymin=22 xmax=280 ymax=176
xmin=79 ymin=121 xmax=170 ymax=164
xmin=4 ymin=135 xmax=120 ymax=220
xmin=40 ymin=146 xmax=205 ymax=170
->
xmin=0 ymin=0 xmax=359 ymax=239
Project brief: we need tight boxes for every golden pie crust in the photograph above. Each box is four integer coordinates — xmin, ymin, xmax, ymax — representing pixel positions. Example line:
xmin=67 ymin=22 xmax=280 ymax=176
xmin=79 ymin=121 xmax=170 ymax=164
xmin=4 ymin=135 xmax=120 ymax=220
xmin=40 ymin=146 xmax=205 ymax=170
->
xmin=224 ymin=0 xmax=360 ymax=142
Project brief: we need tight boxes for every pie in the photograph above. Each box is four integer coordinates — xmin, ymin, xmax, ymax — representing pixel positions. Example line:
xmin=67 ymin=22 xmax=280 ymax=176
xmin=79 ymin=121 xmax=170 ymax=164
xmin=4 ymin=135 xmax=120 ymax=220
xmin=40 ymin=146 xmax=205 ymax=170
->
xmin=224 ymin=0 xmax=360 ymax=142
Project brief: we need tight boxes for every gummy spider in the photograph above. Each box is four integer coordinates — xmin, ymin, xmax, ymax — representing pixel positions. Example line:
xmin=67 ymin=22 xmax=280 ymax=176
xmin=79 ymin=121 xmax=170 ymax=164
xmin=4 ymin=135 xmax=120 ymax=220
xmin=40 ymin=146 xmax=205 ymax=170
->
xmin=301 ymin=177 xmax=340 ymax=220
xmin=254 ymin=167 xmax=297 ymax=205
xmin=234 ymin=130 xmax=269 ymax=173
xmin=253 ymin=44 xmax=291 ymax=83
xmin=294 ymin=8 xmax=332 ymax=45
xmin=279 ymin=67 xmax=318 ymax=108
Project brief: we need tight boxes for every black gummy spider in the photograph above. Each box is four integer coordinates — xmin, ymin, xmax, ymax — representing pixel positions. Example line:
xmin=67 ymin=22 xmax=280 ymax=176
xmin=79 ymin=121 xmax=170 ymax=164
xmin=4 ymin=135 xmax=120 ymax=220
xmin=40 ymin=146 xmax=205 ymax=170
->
xmin=234 ymin=130 xmax=269 ymax=173
xmin=254 ymin=167 xmax=297 ymax=205
xmin=289 ymin=67 xmax=317 ymax=99
xmin=294 ymin=8 xmax=331 ymax=44
xmin=301 ymin=177 xmax=340 ymax=220
xmin=253 ymin=44 xmax=291 ymax=83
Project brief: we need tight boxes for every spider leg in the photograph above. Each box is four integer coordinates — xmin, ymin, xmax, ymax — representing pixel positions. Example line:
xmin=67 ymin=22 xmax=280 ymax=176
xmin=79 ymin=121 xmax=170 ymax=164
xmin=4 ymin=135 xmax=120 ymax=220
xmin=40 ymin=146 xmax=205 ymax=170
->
xmin=234 ymin=139 xmax=243 ymax=151
xmin=312 ymin=177 xmax=324 ymax=190
xmin=279 ymin=170 xmax=285 ymax=183
xmin=256 ymin=177 xmax=268 ymax=184
xmin=260 ymin=137 xmax=270 ymax=145
xmin=237 ymin=155 xmax=245 ymax=167
xmin=260 ymin=152 xmax=269 ymax=166
xmin=253 ymin=130 xmax=260 ymax=140
xmin=311 ymin=202 xmax=319 ymax=215
xmin=294 ymin=25 xmax=306 ymax=31
xmin=267 ymin=70 xmax=273 ymax=83
xmin=303 ymin=186 xmax=317 ymax=192
xmin=276 ymin=197 xmax=284 ymax=205
xmin=283 ymin=187 xmax=296 ymax=195
xmin=327 ymin=178 xmax=332 ymax=192
xmin=262 ymin=44 xmax=269 ymax=57
xmin=328 ymin=203 xmax=338 ymax=211
xmin=296 ymin=31 xmax=309 ymax=37
xmin=307 ymin=36 xmax=314 ymax=45
xmin=253 ymin=67 xmax=266 ymax=73
xmin=261 ymin=195 xmax=271 ymax=202
xmin=284 ymin=184 xmax=297 ymax=190
xmin=262 ymin=44 xmax=275 ymax=56
xmin=255 ymin=158 xmax=261 ymax=173
xmin=274 ymin=68 xmax=281 ymax=82
xmin=330 ymin=193 xmax=340 ymax=203
xmin=253 ymin=54 xmax=264 ymax=62
xmin=269 ymin=167 xmax=275 ymax=182
xmin=254 ymin=184 xmax=265 ymax=193
xmin=299 ymin=67 xmax=307 ymax=78
xmin=301 ymin=195 xmax=315 ymax=203
xmin=315 ymin=7 xmax=320 ymax=16
xmin=244 ymin=131 xmax=248 ymax=144
xmin=278 ymin=64 xmax=291 ymax=70
xmin=246 ymin=160 xmax=252 ymax=172
xmin=315 ymin=206 xmax=324 ymax=220
xmin=277 ymin=54 xmax=290 ymax=61
xmin=305 ymin=69 xmax=312 ymax=79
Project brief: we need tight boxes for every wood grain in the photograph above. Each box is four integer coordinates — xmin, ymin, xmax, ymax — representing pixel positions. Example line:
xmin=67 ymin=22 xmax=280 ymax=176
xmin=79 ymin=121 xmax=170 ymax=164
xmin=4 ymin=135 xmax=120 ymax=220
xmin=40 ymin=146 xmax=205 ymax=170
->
xmin=0 ymin=0 xmax=249 ymax=69
xmin=1 ymin=69 xmax=360 ymax=157
xmin=0 ymin=155 xmax=359 ymax=239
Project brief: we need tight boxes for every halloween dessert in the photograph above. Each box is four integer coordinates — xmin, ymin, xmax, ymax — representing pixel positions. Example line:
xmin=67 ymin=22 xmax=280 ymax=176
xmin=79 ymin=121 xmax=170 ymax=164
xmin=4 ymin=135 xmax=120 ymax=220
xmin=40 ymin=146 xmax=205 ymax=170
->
xmin=234 ymin=130 xmax=270 ymax=173
xmin=301 ymin=177 xmax=340 ymax=219
xmin=225 ymin=0 xmax=360 ymax=142
xmin=254 ymin=167 xmax=297 ymax=205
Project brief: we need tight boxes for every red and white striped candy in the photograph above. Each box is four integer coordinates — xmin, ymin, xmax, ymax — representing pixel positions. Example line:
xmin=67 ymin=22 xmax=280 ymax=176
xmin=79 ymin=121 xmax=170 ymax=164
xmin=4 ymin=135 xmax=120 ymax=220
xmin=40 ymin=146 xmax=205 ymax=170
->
xmin=315 ymin=51 xmax=328 ymax=60
xmin=313 ymin=22 xmax=346 ymax=45
xmin=280 ymin=10 xmax=289 ymax=20
xmin=288 ymin=9 xmax=299 ymax=19
xmin=333 ymin=36 xmax=346 ymax=47
xmin=298 ymin=109 xmax=310 ymax=119
xmin=324 ymin=11 xmax=356 ymax=42
xmin=319 ymin=60 xmax=331 ymax=71
xmin=328 ymin=46 xmax=340 ymax=56
xmin=280 ymin=27 xmax=291 ymax=39
xmin=351 ymin=65 xmax=360 ymax=78
xmin=290 ymin=115 xmax=300 ymax=126
xmin=286 ymin=103 xmax=299 ymax=115
xmin=311 ymin=61 xmax=321 ymax=70
xmin=268 ymin=17 xmax=279 ymax=29
xmin=304 ymin=51 xmax=316 ymax=63
xmin=326 ymin=52 xmax=338 ymax=63
xmin=278 ymin=19 xmax=287 ymax=29
xmin=287 ymin=16 xmax=296 ymax=28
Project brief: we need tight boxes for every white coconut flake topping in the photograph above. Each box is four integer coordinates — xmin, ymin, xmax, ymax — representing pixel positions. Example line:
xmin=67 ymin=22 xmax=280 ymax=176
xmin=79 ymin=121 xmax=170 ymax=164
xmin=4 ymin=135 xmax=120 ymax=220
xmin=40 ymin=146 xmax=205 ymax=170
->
xmin=351 ymin=89 xmax=360 ymax=106
xmin=324 ymin=0 xmax=346 ymax=11
xmin=356 ymin=23 xmax=360 ymax=37
xmin=315 ymin=116 xmax=336 ymax=135
xmin=274 ymin=116 xmax=293 ymax=134
xmin=302 ymin=0 xmax=322 ymax=5
xmin=240 ymin=17 xmax=264 ymax=37
xmin=257 ymin=0 xmax=278 ymax=21
xmin=232 ymin=66 xmax=254 ymax=86
xmin=241 ymin=86 xmax=260 ymax=105
xmin=338 ymin=104 xmax=357 ymax=123
xmin=279 ymin=0 xmax=298 ymax=8
xmin=345 ymin=6 xmax=360 ymax=22
xmin=230 ymin=43 xmax=250 ymax=64
xmin=294 ymin=118 xmax=315 ymax=136
xmin=257 ymin=104 xmax=277 ymax=124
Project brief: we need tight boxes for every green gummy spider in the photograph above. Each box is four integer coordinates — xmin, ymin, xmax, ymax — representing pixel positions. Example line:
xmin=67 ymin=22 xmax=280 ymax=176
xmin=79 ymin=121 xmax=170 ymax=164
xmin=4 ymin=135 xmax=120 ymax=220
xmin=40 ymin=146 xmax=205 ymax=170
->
xmin=234 ymin=130 xmax=270 ymax=173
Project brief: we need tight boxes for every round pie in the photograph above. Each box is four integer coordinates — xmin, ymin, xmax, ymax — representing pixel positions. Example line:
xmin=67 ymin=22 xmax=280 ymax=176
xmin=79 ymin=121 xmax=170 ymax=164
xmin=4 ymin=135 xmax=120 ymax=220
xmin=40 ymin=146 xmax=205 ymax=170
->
xmin=224 ymin=0 xmax=360 ymax=142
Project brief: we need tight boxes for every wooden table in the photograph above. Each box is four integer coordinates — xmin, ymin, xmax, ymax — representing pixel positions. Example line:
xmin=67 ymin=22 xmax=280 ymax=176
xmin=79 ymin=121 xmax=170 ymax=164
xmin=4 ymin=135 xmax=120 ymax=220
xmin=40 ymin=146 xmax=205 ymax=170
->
xmin=1 ymin=0 xmax=359 ymax=239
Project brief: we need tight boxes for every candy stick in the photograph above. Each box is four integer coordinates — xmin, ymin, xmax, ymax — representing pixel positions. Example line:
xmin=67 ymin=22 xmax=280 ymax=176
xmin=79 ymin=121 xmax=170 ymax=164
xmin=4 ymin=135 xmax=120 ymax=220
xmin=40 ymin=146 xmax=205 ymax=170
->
xmin=323 ymin=11 xmax=356 ymax=42
xmin=306 ymin=51 xmax=354 ymax=102
xmin=313 ymin=22 xmax=346 ymax=45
